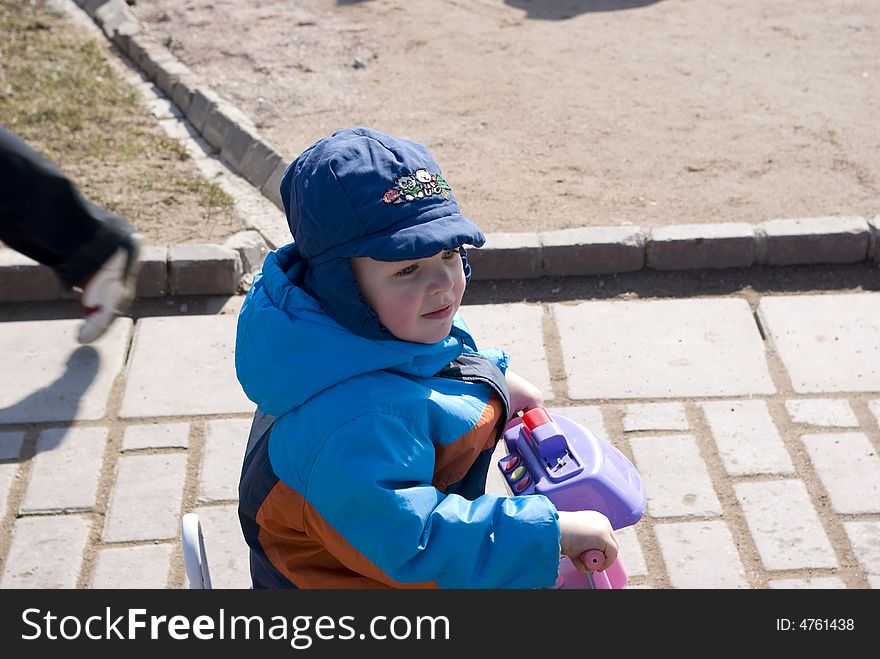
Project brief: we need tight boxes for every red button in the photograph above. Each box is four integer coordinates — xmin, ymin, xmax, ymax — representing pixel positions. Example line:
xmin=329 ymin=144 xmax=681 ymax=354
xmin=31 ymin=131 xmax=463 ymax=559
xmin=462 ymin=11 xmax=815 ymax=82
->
xmin=514 ymin=475 xmax=531 ymax=492
xmin=502 ymin=455 xmax=520 ymax=472
xmin=522 ymin=408 xmax=552 ymax=434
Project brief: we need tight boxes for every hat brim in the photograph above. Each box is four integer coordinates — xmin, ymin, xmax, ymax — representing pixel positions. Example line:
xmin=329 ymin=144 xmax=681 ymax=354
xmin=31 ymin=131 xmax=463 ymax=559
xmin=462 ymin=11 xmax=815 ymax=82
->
xmin=345 ymin=212 xmax=486 ymax=262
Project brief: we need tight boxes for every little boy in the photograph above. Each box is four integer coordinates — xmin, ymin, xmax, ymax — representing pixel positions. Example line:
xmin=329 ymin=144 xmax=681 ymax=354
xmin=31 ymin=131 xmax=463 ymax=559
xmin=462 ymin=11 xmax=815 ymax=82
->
xmin=235 ymin=127 xmax=617 ymax=588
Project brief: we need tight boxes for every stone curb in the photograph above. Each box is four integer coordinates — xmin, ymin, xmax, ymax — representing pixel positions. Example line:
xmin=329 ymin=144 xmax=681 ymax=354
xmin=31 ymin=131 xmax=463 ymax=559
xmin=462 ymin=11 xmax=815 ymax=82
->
xmin=467 ymin=215 xmax=879 ymax=281
xmin=0 ymin=239 xmax=248 ymax=303
xmin=20 ymin=0 xmax=871 ymax=306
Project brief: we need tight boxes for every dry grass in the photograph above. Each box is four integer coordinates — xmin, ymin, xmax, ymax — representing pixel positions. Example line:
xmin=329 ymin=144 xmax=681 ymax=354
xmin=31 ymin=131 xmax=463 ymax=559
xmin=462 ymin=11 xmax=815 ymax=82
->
xmin=0 ymin=0 xmax=240 ymax=244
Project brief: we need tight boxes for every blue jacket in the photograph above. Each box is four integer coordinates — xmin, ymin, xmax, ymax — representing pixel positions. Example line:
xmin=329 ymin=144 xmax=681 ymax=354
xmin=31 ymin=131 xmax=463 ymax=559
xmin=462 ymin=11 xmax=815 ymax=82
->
xmin=235 ymin=243 xmax=561 ymax=588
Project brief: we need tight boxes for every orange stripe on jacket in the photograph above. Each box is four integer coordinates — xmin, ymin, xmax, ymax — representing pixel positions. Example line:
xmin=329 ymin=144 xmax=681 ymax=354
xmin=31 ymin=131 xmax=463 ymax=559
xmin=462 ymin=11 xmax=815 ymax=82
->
xmin=256 ymin=481 xmax=437 ymax=588
xmin=254 ymin=396 xmax=504 ymax=588
xmin=432 ymin=394 xmax=505 ymax=491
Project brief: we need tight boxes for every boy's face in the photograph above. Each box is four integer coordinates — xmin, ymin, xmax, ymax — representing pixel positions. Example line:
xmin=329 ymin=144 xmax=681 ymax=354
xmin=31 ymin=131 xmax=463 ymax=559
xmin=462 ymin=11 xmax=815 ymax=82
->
xmin=351 ymin=248 xmax=466 ymax=344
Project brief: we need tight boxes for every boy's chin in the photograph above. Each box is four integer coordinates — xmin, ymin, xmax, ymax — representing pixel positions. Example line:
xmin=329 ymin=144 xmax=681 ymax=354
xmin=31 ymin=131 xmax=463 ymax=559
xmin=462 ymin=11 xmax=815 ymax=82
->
xmin=415 ymin=320 xmax=454 ymax=344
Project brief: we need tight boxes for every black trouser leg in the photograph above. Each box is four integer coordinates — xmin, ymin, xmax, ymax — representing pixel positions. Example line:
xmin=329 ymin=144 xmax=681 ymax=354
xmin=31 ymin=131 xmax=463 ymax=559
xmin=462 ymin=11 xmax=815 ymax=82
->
xmin=0 ymin=125 xmax=133 ymax=288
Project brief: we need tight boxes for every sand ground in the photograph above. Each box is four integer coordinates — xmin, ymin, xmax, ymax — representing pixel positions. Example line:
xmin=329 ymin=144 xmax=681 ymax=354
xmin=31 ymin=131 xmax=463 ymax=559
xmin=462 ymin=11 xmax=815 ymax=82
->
xmin=128 ymin=0 xmax=878 ymax=234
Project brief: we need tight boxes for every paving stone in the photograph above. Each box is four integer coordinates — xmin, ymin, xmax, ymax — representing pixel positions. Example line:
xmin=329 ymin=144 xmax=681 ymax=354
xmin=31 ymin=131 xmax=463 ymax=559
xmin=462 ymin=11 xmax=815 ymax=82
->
xmin=759 ymin=216 xmax=870 ymax=265
xmin=870 ymin=215 xmax=880 ymax=261
xmin=461 ymin=303 xmax=552 ymax=399
xmin=0 ymin=430 xmax=24 ymax=460
xmin=0 ymin=248 xmax=63 ymax=302
xmin=628 ymin=435 xmax=722 ymax=518
xmin=768 ymin=577 xmax=847 ymax=589
xmin=92 ymin=0 xmax=139 ymax=41
xmin=552 ymin=405 xmax=606 ymax=439
xmin=614 ymin=525 xmax=647 ymax=578
xmin=843 ymin=521 xmax=880 ymax=578
xmin=102 ymin=453 xmax=188 ymax=542
xmin=0 ymin=463 xmax=18 ymax=523
xmin=735 ymin=480 xmax=837 ymax=570
xmin=623 ymin=402 xmax=688 ymax=432
xmin=541 ymin=226 xmax=644 ymax=276
xmin=132 ymin=39 xmax=176 ymax=86
xmin=200 ymin=418 xmax=251 ymax=503
xmin=0 ymin=319 xmax=131 ymax=423
xmin=654 ymin=520 xmax=749 ymax=588
xmin=220 ymin=121 xmax=263 ymax=174
xmin=647 ymin=223 xmax=755 ymax=270
xmin=756 ymin=293 xmax=880 ymax=393
xmin=801 ymin=432 xmax=880 ymax=514
xmin=80 ymin=0 xmax=109 ymax=15
xmin=135 ymin=244 xmax=168 ymax=298
xmin=0 ymin=515 xmax=90 ymax=588
xmin=700 ymin=400 xmax=795 ymax=476
xmin=869 ymin=400 xmax=880 ymax=427
xmin=168 ymin=244 xmax=242 ymax=296
xmin=119 ymin=316 xmax=255 ymax=417
xmin=784 ymin=399 xmax=859 ymax=427
xmin=186 ymin=87 xmax=222 ymax=133
xmin=170 ymin=74 xmax=197 ymax=115
xmin=260 ymin=159 xmax=286 ymax=211
xmin=153 ymin=59 xmax=192 ymax=104
xmin=202 ymin=101 xmax=253 ymax=152
xmin=123 ymin=422 xmax=190 ymax=450
xmin=239 ymin=139 xmax=282 ymax=190
xmin=123 ymin=33 xmax=154 ymax=74
xmin=20 ymin=427 xmax=108 ymax=513
xmin=224 ymin=230 xmax=269 ymax=274
xmin=468 ymin=233 xmax=542 ymax=280
xmin=89 ymin=544 xmax=173 ymax=589
xmin=554 ymin=299 xmax=775 ymax=399
xmin=191 ymin=504 xmax=251 ymax=589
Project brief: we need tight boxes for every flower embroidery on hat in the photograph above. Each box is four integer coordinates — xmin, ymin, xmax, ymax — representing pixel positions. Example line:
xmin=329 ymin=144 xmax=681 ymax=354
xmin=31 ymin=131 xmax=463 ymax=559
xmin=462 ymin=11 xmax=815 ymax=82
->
xmin=383 ymin=168 xmax=451 ymax=204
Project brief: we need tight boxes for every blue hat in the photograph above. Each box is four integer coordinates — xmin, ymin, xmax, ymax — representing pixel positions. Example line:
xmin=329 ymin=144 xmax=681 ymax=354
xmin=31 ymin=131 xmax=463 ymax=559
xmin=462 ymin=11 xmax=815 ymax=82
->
xmin=280 ymin=127 xmax=485 ymax=339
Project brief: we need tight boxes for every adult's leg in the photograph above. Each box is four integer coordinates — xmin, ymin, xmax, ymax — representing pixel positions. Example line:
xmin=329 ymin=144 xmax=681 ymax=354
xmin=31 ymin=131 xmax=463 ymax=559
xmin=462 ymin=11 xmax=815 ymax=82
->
xmin=0 ymin=125 xmax=133 ymax=288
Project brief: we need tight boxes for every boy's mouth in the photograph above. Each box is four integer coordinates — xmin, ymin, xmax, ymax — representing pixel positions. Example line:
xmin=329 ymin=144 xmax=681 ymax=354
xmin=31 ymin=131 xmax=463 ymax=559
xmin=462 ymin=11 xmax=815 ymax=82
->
xmin=422 ymin=303 xmax=453 ymax=320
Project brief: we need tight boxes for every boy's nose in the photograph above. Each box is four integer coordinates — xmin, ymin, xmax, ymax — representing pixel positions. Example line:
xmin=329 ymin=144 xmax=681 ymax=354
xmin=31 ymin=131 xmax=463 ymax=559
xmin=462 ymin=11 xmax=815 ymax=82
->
xmin=428 ymin=264 xmax=455 ymax=294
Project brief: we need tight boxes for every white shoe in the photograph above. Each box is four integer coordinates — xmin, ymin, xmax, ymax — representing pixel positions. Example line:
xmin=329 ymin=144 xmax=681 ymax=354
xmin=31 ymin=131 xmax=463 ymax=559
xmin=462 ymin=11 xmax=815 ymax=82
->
xmin=77 ymin=234 xmax=142 ymax=344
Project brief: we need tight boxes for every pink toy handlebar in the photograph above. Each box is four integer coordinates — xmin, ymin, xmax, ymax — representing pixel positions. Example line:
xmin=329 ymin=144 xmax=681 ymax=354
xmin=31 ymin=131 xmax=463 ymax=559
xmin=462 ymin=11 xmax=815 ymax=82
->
xmin=585 ymin=552 xmax=628 ymax=589
xmin=582 ymin=549 xmax=606 ymax=571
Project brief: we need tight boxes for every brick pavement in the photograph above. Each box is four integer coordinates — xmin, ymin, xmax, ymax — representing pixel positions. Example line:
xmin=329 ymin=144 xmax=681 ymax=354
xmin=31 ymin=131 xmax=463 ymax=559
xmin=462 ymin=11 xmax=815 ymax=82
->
xmin=0 ymin=292 xmax=878 ymax=589
xmin=1 ymin=0 xmax=878 ymax=591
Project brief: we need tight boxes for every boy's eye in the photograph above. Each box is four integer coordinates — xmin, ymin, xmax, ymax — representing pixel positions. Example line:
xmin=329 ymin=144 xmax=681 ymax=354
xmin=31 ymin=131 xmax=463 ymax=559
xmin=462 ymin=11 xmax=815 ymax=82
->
xmin=395 ymin=264 xmax=417 ymax=277
xmin=442 ymin=248 xmax=460 ymax=259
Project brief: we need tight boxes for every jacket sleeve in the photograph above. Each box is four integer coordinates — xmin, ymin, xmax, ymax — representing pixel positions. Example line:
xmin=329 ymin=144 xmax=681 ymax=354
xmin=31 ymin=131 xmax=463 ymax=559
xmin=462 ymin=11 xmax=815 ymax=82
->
xmin=303 ymin=411 xmax=561 ymax=588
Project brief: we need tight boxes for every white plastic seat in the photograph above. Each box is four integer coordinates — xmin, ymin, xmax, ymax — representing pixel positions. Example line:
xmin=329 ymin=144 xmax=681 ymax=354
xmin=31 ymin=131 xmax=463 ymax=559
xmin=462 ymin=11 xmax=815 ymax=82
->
xmin=181 ymin=512 xmax=213 ymax=589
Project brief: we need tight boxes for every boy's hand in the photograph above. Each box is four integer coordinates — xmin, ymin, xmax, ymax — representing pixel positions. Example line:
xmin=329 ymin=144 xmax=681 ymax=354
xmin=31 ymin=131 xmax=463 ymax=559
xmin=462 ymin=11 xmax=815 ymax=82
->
xmin=557 ymin=510 xmax=619 ymax=572
xmin=505 ymin=369 xmax=544 ymax=420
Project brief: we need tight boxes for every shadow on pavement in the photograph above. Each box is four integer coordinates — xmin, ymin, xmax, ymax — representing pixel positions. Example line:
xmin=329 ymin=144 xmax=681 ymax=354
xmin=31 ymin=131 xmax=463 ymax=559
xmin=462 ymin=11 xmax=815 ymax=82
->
xmin=0 ymin=346 xmax=97 ymax=427
xmin=0 ymin=296 xmax=239 ymax=323
xmin=464 ymin=263 xmax=880 ymax=305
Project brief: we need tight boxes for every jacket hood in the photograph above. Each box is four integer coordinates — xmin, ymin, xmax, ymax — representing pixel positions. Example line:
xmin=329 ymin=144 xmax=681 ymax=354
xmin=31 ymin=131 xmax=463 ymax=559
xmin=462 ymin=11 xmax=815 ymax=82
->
xmin=235 ymin=243 xmax=478 ymax=418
